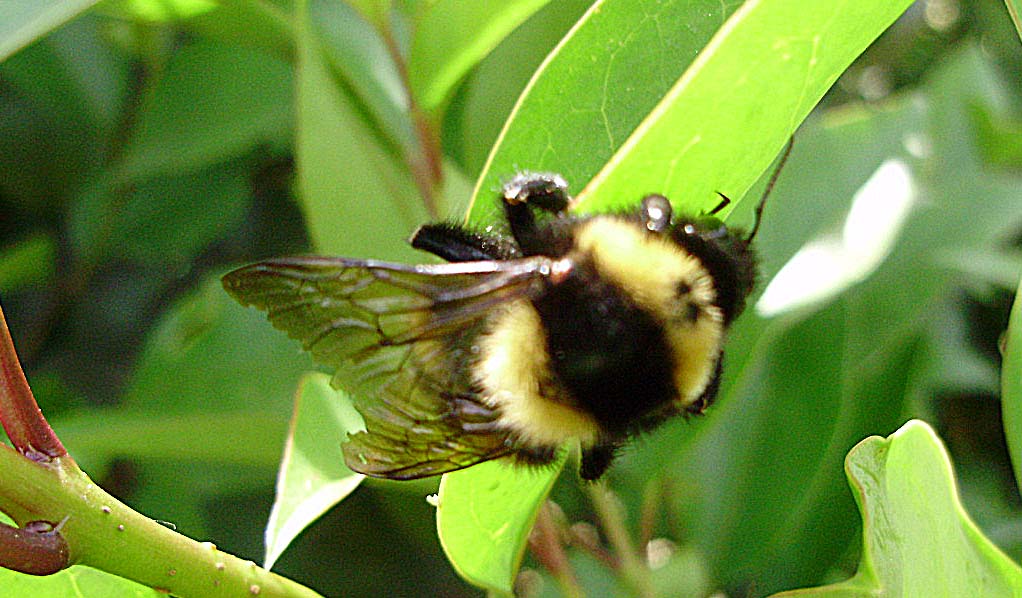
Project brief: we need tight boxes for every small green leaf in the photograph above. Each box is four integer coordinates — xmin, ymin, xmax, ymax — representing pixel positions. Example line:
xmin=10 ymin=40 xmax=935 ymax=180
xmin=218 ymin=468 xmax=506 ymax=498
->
xmin=264 ymin=373 xmax=365 ymax=570
xmin=772 ymin=420 xmax=1022 ymax=597
xmin=409 ymin=0 xmax=552 ymax=114
xmin=437 ymin=454 xmax=565 ymax=595
xmin=0 ymin=0 xmax=102 ymax=62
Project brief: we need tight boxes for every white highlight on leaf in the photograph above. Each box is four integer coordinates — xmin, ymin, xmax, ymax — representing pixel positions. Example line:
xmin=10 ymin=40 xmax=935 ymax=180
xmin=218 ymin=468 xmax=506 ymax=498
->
xmin=756 ymin=159 xmax=916 ymax=317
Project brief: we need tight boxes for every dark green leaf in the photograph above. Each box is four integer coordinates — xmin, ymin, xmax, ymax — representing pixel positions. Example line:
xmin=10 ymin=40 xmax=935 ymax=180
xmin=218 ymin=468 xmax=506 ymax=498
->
xmin=408 ymin=0 xmax=552 ymax=114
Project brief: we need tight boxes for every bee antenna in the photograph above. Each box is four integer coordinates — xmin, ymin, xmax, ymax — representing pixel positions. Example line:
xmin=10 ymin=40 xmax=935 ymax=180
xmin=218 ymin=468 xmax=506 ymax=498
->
xmin=710 ymin=192 xmax=731 ymax=215
xmin=747 ymin=136 xmax=794 ymax=242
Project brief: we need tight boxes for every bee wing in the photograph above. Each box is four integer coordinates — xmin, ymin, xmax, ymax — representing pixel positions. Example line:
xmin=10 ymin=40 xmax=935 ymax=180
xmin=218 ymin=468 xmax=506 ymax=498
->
xmin=222 ymin=255 xmax=554 ymax=479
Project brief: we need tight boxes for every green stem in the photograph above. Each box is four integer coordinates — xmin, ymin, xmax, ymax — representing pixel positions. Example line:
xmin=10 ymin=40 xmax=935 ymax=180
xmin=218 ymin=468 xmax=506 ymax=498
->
xmin=0 ymin=445 xmax=321 ymax=597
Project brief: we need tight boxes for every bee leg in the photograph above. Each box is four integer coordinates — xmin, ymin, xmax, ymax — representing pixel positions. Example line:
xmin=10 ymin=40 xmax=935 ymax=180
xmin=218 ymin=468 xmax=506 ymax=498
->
xmin=501 ymin=172 xmax=571 ymax=255
xmin=410 ymin=223 xmax=515 ymax=262
xmin=579 ymin=443 xmax=620 ymax=481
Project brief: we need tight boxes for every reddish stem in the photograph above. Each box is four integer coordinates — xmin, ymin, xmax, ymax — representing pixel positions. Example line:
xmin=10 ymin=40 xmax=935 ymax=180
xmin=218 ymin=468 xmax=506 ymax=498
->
xmin=0 ymin=518 xmax=70 ymax=575
xmin=0 ymin=304 xmax=65 ymax=461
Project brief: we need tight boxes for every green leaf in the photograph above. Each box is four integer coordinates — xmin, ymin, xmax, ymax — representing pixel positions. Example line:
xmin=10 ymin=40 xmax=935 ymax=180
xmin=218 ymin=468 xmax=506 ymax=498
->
xmin=580 ymin=0 xmax=914 ymax=217
xmin=311 ymin=0 xmax=413 ymax=151
xmin=436 ymin=454 xmax=565 ymax=595
xmin=0 ymin=0 xmax=102 ymax=62
xmin=69 ymin=163 xmax=249 ymax=271
xmin=408 ymin=0 xmax=552 ymax=115
xmin=1004 ymin=0 xmax=1022 ymax=41
xmin=446 ymin=0 xmax=591 ymax=175
xmin=0 ymin=565 xmax=161 ymax=598
xmin=1003 ymin=270 xmax=1022 ymax=499
xmin=263 ymin=373 xmax=365 ymax=570
xmin=467 ymin=0 xmax=744 ymax=224
xmin=98 ymin=0 xmax=217 ymax=21
xmin=0 ymin=233 xmax=56 ymax=292
xmin=294 ymin=0 xmax=425 ymax=258
xmin=772 ymin=420 xmax=1022 ymax=597
xmin=118 ymin=40 xmax=292 ymax=181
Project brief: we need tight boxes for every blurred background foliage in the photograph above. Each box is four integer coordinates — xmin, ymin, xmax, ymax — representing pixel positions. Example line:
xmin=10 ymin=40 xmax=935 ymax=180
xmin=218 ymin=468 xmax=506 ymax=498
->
xmin=1 ymin=0 xmax=1022 ymax=596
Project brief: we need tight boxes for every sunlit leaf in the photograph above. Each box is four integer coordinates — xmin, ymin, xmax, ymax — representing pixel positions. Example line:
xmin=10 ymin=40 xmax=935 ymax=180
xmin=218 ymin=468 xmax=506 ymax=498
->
xmin=772 ymin=420 xmax=1022 ymax=597
xmin=98 ymin=0 xmax=217 ymax=21
xmin=264 ymin=373 xmax=365 ymax=570
xmin=437 ymin=455 xmax=565 ymax=595
xmin=0 ymin=0 xmax=102 ymax=62
xmin=0 ymin=563 xmax=159 ymax=598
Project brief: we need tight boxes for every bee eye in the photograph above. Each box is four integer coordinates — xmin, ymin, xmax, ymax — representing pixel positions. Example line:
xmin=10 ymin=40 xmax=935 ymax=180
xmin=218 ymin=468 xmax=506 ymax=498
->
xmin=641 ymin=194 xmax=672 ymax=232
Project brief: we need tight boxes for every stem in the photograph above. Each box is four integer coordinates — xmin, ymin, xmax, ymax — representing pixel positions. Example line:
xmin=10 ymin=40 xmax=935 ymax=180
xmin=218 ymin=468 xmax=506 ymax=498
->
xmin=0 ymin=448 xmax=321 ymax=597
xmin=379 ymin=22 xmax=442 ymax=218
xmin=527 ymin=502 xmax=582 ymax=598
xmin=0 ymin=514 xmax=69 ymax=575
xmin=588 ymin=483 xmax=655 ymax=598
xmin=0 ymin=304 xmax=65 ymax=460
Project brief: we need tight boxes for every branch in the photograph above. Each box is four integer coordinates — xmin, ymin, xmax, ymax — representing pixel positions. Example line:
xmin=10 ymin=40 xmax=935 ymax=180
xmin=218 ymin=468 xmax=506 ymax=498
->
xmin=0 ymin=304 xmax=65 ymax=460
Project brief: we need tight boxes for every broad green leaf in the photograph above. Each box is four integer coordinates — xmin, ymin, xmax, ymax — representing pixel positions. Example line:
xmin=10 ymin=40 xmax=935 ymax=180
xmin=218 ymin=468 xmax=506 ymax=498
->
xmin=437 ymin=454 xmax=565 ymax=595
xmin=0 ymin=0 xmax=102 ymax=62
xmin=263 ymin=373 xmax=365 ymax=570
xmin=580 ymin=0 xmax=914 ymax=217
xmin=295 ymin=0 xmax=424 ymax=258
xmin=467 ymin=0 xmax=744 ymax=224
xmin=447 ymin=0 xmax=591 ymax=175
xmin=1003 ymin=271 xmax=1022 ymax=498
xmin=0 ymin=565 xmax=160 ymax=598
xmin=118 ymin=41 xmax=292 ymax=181
xmin=772 ymin=420 xmax=1022 ymax=597
xmin=408 ymin=0 xmax=552 ymax=115
xmin=187 ymin=0 xmax=295 ymax=56
xmin=0 ymin=233 xmax=56 ymax=292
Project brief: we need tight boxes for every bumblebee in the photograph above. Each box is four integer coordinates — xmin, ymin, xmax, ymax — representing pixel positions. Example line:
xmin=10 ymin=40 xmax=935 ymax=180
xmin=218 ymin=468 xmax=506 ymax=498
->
xmin=223 ymin=165 xmax=778 ymax=481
